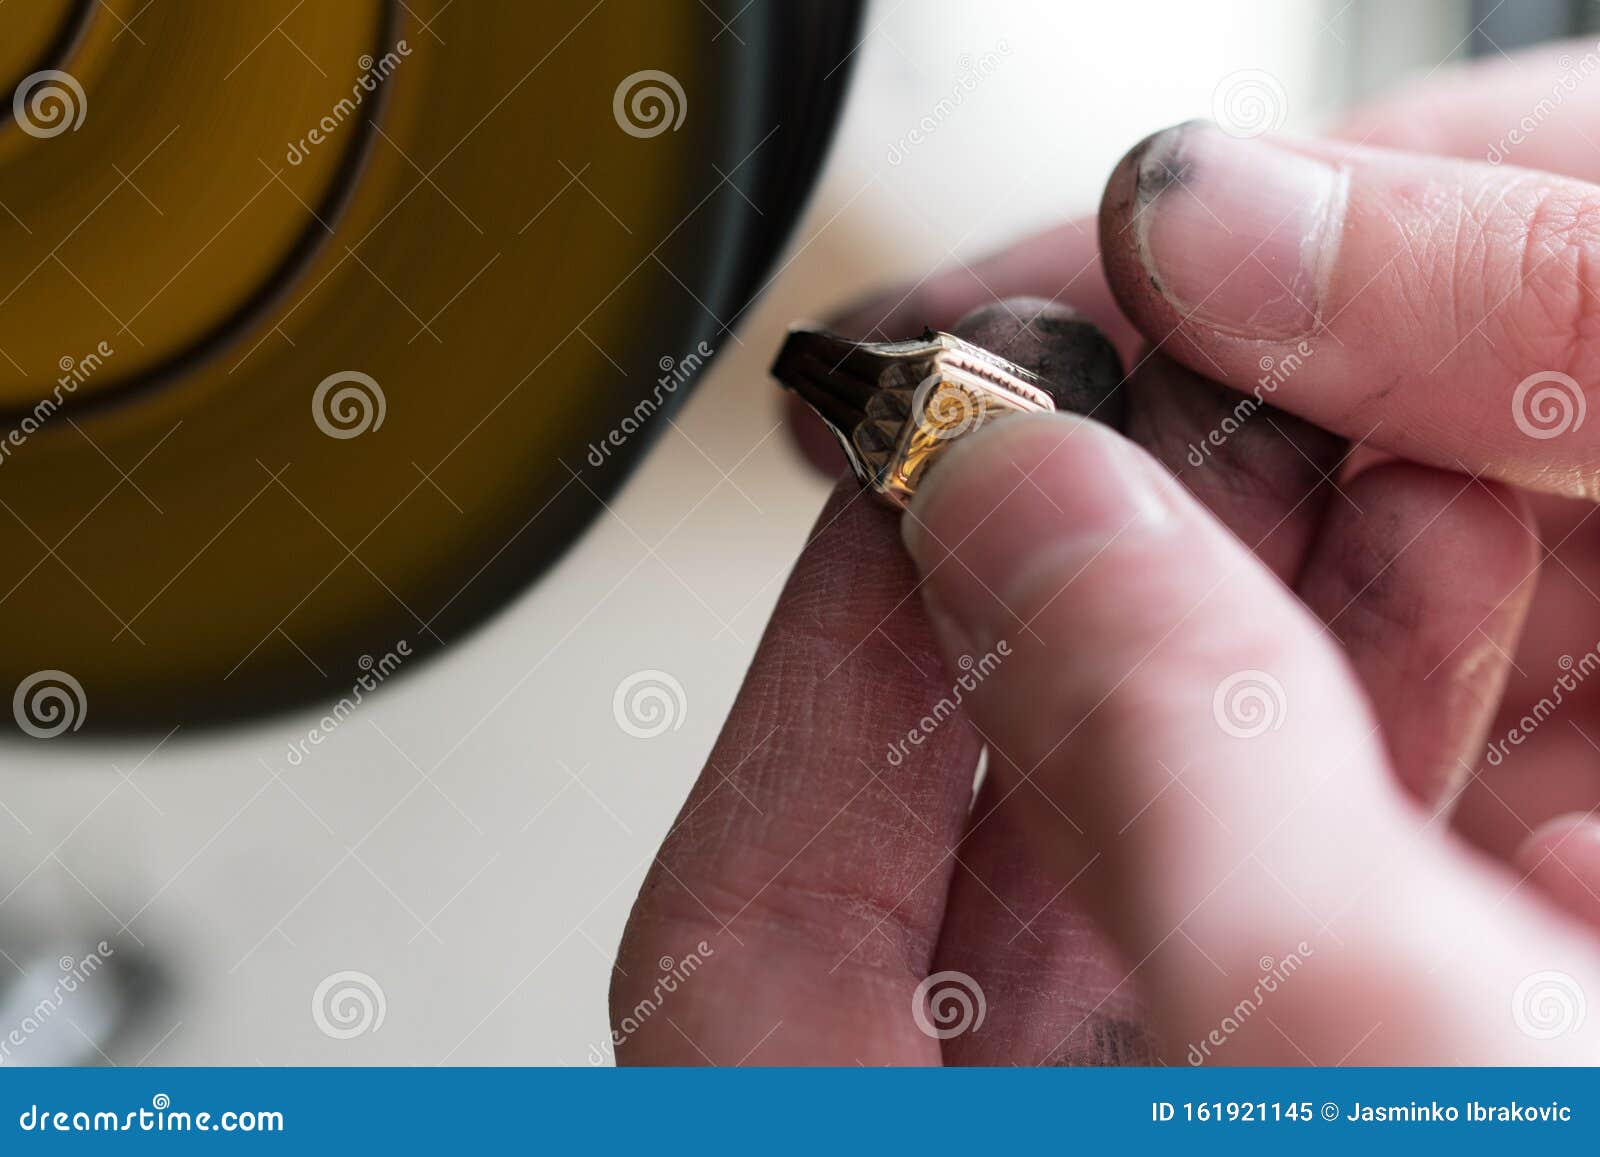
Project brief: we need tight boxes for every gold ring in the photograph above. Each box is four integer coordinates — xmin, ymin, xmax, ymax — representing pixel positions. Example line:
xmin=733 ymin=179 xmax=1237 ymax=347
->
xmin=772 ymin=326 xmax=1065 ymax=507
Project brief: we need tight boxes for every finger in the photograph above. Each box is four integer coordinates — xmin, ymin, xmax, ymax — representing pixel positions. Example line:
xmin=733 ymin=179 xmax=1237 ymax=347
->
xmin=1129 ymin=356 xmax=1540 ymax=813
xmin=1457 ymin=725 xmax=1600 ymax=863
xmin=1516 ymin=813 xmax=1600 ymax=931
xmin=1124 ymin=352 xmax=1344 ymax=582
xmin=1295 ymin=462 xmax=1539 ymax=807
xmin=901 ymin=413 xmax=1600 ymax=1062
xmin=1327 ymin=49 xmax=1600 ymax=857
xmin=785 ymin=393 xmax=850 ymax=476
xmin=829 ymin=217 xmax=1133 ymax=354
xmin=1335 ymin=40 xmax=1600 ymax=180
xmin=1099 ymin=119 xmax=1600 ymax=497
xmin=1452 ymin=495 xmax=1600 ymax=860
xmin=789 ymin=217 xmax=1134 ymax=476
xmin=913 ymin=302 xmax=1150 ymax=1064
xmin=950 ymin=296 xmax=1127 ymax=427
xmin=612 ymin=481 xmax=981 ymax=1065
xmin=804 ymin=38 xmax=1600 ymax=479
xmin=932 ymin=777 xmax=1158 ymax=1066
xmin=934 ymin=350 xmax=1343 ymax=1065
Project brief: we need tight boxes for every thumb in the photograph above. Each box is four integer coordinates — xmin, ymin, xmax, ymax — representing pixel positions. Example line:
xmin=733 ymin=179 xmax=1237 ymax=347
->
xmin=899 ymin=413 xmax=1600 ymax=1063
xmin=1099 ymin=120 xmax=1600 ymax=497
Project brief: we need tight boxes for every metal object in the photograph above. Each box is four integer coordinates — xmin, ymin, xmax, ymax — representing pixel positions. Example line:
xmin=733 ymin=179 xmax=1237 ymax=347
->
xmin=0 ymin=0 xmax=862 ymax=731
xmin=772 ymin=327 xmax=1065 ymax=507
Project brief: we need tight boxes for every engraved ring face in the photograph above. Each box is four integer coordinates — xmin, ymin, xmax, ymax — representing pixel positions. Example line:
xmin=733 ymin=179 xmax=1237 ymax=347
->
xmin=771 ymin=328 xmax=1061 ymax=507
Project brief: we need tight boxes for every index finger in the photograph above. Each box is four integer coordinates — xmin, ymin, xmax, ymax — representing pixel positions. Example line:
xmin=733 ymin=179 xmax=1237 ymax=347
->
xmin=611 ymin=478 xmax=983 ymax=1064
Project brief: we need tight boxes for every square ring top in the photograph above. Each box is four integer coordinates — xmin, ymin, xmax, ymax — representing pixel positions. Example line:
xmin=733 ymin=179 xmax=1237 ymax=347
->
xmin=772 ymin=327 xmax=1061 ymax=506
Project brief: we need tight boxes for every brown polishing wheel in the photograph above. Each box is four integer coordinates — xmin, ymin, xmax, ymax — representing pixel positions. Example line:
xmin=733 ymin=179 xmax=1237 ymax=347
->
xmin=0 ymin=0 xmax=856 ymax=732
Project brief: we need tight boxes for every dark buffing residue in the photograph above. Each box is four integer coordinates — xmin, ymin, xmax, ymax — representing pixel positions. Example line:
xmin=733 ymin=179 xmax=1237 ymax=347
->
xmin=949 ymin=297 xmax=1128 ymax=432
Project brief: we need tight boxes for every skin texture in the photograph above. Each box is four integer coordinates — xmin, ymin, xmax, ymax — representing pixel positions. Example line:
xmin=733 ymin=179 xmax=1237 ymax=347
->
xmin=1098 ymin=120 xmax=1600 ymax=496
xmin=614 ymin=476 xmax=977 ymax=1065
xmin=899 ymin=412 xmax=1593 ymax=1064
xmin=619 ymin=38 xmax=1600 ymax=1063
xmin=615 ymin=303 xmax=1150 ymax=1065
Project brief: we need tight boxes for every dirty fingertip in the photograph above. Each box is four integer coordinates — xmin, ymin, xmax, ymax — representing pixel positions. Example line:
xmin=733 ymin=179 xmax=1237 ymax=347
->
xmin=949 ymin=297 xmax=1127 ymax=430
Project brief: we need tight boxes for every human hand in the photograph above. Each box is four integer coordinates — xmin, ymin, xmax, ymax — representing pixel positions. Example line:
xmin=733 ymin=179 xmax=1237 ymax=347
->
xmin=795 ymin=38 xmax=1600 ymax=869
xmin=610 ymin=40 xmax=1600 ymax=1065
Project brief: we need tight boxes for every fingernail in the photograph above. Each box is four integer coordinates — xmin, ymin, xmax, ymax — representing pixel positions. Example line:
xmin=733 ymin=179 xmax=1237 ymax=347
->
xmin=901 ymin=414 xmax=1178 ymax=651
xmin=1132 ymin=121 xmax=1346 ymax=339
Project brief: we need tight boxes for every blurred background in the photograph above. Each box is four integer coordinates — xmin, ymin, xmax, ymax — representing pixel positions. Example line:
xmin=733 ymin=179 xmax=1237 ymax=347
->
xmin=0 ymin=0 xmax=1587 ymax=1064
